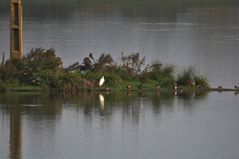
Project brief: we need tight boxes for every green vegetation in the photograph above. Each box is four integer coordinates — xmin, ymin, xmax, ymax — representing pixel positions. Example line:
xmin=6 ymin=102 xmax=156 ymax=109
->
xmin=0 ymin=48 xmax=210 ymax=93
xmin=176 ymin=66 xmax=209 ymax=88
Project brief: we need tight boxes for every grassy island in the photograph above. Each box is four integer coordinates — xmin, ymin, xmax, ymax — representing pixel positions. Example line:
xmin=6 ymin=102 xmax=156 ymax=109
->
xmin=0 ymin=48 xmax=236 ymax=94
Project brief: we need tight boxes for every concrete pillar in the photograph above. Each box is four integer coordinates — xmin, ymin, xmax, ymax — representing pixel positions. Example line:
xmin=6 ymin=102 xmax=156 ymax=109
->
xmin=10 ymin=0 xmax=24 ymax=60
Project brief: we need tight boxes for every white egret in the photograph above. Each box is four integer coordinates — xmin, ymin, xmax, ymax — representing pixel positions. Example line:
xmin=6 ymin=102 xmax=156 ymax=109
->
xmin=99 ymin=76 xmax=105 ymax=87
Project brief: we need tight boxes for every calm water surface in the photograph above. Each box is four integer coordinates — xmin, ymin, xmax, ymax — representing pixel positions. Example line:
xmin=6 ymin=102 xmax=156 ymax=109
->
xmin=1 ymin=2 xmax=239 ymax=158
xmin=0 ymin=0 xmax=239 ymax=87
xmin=0 ymin=91 xmax=239 ymax=159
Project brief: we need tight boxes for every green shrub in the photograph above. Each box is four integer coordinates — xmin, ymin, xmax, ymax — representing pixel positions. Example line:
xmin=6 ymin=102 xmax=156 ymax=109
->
xmin=0 ymin=80 xmax=7 ymax=91
xmin=120 ymin=52 xmax=145 ymax=77
xmin=0 ymin=60 xmax=18 ymax=81
xmin=82 ymin=71 xmax=100 ymax=82
xmin=102 ymin=64 xmax=132 ymax=81
xmin=161 ymin=64 xmax=175 ymax=76
xmin=36 ymin=70 xmax=58 ymax=88
xmin=194 ymin=75 xmax=209 ymax=88
xmin=103 ymin=73 xmax=124 ymax=87
xmin=0 ymin=79 xmax=20 ymax=91
xmin=146 ymin=63 xmax=175 ymax=88
xmin=25 ymin=48 xmax=63 ymax=71
xmin=177 ymin=66 xmax=209 ymax=88
xmin=159 ymin=75 xmax=175 ymax=88
xmin=176 ymin=66 xmax=196 ymax=86
xmin=56 ymin=72 xmax=82 ymax=92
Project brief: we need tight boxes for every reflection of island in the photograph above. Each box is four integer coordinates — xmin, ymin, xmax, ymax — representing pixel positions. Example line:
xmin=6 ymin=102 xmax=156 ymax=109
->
xmin=1 ymin=93 xmax=63 ymax=159
xmin=9 ymin=106 xmax=22 ymax=159
xmin=0 ymin=91 xmax=208 ymax=119
xmin=0 ymin=91 xmax=210 ymax=158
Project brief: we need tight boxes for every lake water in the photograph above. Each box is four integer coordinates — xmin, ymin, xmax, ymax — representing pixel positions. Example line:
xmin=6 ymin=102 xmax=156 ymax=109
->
xmin=0 ymin=2 xmax=239 ymax=158
xmin=0 ymin=0 xmax=239 ymax=87
xmin=0 ymin=91 xmax=239 ymax=159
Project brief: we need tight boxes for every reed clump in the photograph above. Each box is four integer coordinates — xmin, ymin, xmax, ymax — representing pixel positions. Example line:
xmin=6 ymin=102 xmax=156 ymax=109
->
xmin=176 ymin=66 xmax=209 ymax=88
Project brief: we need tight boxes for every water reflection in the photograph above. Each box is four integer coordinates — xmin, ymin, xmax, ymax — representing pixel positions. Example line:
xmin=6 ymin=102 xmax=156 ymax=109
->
xmin=0 ymin=91 xmax=208 ymax=117
xmin=9 ymin=106 xmax=22 ymax=159
xmin=235 ymin=91 xmax=239 ymax=96
xmin=1 ymin=91 xmax=239 ymax=159
xmin=99 ymin=94 xmax=105 ymax=114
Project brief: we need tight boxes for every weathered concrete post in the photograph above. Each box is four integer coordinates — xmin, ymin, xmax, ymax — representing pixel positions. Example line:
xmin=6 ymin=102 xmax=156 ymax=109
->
xmin=10 ymin=0 xmax=24 ymax=60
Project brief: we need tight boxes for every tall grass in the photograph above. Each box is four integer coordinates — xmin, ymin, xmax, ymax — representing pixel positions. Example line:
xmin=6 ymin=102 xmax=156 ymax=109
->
xmin=176 ymin=66 xmax=209 ymax=88
xmin=145 ymin=63 xmax=175 ymax=88
xmin=57 ymin=72 xmax=82 ymax=92
xmin=176 ymin=66 xmax=195 ymax=86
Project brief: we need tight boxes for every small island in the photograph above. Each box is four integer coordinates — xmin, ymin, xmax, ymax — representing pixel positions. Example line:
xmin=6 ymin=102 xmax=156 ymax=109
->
xmin=0 ymin=48 xmax=238 ymax=94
